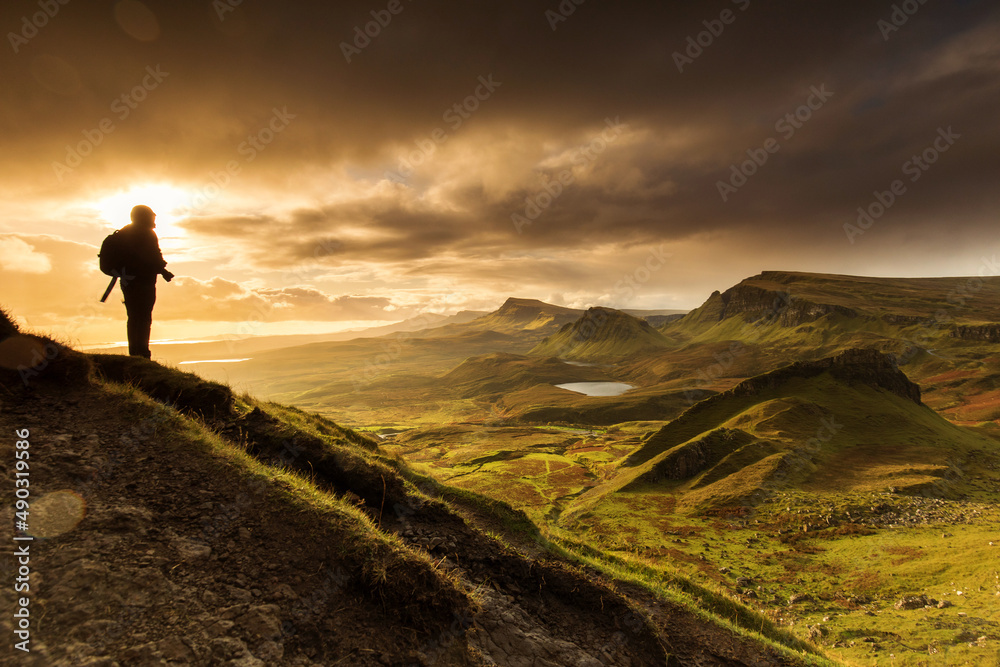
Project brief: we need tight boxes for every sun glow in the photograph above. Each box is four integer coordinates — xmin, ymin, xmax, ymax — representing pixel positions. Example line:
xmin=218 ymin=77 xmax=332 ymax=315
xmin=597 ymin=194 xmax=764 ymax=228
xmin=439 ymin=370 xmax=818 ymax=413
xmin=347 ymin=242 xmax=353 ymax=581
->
xmin=92 ymin=183 xmax=191 ymax=237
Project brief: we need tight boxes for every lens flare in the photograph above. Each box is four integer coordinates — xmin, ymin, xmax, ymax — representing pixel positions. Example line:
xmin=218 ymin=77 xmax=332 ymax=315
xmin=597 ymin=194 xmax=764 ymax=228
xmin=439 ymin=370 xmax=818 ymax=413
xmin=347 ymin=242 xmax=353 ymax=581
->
xmin=28 ymin=490 xmax=87 ymax=538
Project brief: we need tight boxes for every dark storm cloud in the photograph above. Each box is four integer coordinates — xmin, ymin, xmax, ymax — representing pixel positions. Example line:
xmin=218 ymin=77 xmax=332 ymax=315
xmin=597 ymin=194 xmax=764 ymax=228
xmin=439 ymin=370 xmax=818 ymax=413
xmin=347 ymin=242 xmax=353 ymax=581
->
xmin=2 ymin=0 xmax=998 ymax=271
xmin=181 ymin=199 xmax=476 ymax=268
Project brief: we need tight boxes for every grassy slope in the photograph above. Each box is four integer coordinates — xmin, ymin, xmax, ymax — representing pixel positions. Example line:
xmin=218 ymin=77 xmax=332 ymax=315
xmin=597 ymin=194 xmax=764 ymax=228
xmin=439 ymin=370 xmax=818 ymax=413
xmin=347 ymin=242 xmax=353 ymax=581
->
xmin=566 ymin=359 xmax=998 ymax=521
xmin=1 ymin=370 xmax=476 ymax=665
xmin=0 ymin=305 xmax=17 ymax=338
xmin=550 ymin=348 xmax=1000 ymax=665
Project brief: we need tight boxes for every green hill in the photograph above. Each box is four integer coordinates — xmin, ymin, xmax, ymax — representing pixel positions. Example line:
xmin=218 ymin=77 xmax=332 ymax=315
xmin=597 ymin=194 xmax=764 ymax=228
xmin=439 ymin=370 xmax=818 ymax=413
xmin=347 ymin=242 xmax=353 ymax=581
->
xmin=568 ymin=349 xmax=999 ymax=516
xmin=531 ymin=307 xmax=674 ymax=360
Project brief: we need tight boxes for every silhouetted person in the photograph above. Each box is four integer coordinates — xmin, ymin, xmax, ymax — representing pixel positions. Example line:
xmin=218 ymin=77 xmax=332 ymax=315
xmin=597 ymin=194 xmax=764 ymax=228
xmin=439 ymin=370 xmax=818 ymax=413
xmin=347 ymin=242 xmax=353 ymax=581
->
xmin=119 ymin=205 xmax=174 ymax=358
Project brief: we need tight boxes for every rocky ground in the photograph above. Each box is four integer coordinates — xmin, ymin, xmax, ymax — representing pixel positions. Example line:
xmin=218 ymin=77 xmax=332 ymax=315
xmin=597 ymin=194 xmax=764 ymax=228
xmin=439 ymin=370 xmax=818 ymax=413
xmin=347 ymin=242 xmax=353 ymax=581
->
xmin=750 ymin=493 xmax=997 ymax=533
xmin=0 ymin=385 xmax=470 ymax=666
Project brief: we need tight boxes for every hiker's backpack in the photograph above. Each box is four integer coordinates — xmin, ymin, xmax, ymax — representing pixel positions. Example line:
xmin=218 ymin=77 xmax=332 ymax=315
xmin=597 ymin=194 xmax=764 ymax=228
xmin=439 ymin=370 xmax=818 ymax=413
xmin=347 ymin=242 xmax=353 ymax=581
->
xmin=98 ymin=229 xmax=129 ymax=302
xmin=98 ymin=229 xmax=127 ymax=277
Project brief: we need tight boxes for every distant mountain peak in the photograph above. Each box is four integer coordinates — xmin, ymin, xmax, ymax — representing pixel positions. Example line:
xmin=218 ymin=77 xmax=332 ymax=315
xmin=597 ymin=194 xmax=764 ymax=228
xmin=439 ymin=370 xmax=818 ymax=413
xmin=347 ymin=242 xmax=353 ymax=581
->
xmin=500 ymin=297 xmax=551 ymax=308
xmin=531 ymin=307 xmax=670 ymax=360
xmin=494 ymin=297 xmax=579 ymax=315
xmin=468 ymin=297 xmax=583 ymax=334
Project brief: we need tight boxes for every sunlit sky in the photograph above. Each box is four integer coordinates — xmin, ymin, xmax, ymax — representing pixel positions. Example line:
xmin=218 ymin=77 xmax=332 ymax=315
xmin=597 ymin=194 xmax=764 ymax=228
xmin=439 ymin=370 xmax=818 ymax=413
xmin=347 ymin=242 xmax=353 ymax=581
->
xmin=2 ymin=1 xmax=999 ymax=346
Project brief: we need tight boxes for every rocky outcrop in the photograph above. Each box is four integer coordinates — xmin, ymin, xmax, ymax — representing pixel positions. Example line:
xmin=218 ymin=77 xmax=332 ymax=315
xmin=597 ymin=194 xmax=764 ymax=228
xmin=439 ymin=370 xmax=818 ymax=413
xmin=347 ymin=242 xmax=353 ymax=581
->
xmin=894 ymin=595 xmax=939 ymax=610
xmin=715 ymin=284 xmax=858 ymax=327
xmin=725 ymin=348 xmax=922 ymax=405
xmin=951 ymin=324 xmax=1000 ymax=343
xmin=880 ymin=314 xmax=930 ymax=327
xmin=668 ymin=276 xmax=858 ymax=331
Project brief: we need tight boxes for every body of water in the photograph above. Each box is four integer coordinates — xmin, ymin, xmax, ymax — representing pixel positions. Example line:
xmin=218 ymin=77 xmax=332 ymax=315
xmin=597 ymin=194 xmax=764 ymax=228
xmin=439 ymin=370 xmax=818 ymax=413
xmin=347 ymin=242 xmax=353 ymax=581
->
xmin=554 ymin=382 xmax=634 ymax=397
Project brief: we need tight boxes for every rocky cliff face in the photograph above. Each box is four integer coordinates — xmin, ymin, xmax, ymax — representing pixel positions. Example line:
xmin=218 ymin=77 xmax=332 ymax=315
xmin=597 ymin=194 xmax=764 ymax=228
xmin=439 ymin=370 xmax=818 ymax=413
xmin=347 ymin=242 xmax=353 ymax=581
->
xmin=880 ymin=314 xmax=930 ymax=327
xmin=721 ymin=348 xmax=921 ymax=405
xmin=716 ymin=284 xmax=858 ymax=327
xmin=951 ymin=324 xmax=1000 ymax=343
xmin=672 ymin=271 xmax=1000 ymax=336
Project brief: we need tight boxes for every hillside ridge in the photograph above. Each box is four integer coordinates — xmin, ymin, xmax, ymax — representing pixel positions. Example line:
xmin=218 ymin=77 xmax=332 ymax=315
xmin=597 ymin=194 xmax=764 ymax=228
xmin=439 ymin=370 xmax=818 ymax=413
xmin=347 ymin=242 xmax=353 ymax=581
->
xmin=669 ymin=271 xmax=1000 ymax=334
xmin=625 ymin=348 xmax=921 ymax=469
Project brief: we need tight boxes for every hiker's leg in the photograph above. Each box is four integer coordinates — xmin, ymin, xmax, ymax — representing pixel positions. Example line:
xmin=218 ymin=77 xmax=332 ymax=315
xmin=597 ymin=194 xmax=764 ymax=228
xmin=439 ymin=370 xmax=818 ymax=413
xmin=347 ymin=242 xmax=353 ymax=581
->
xmin=124 ymin=282 xmax=156 ymax=358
